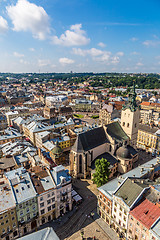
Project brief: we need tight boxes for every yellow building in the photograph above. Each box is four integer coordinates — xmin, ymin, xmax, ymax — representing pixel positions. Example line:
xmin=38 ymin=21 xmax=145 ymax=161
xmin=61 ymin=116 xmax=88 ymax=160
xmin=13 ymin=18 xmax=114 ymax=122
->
xmin=137 ymin=124 xmax=159 ymax=153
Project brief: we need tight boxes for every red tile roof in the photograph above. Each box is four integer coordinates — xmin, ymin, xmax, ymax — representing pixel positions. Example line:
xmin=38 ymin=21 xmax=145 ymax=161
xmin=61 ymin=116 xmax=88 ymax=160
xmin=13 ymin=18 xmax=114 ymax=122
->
xmin=141 ymin=102 xmax=160 ymax=107
xmin=130 ymin=198 xmax=160 ymax=229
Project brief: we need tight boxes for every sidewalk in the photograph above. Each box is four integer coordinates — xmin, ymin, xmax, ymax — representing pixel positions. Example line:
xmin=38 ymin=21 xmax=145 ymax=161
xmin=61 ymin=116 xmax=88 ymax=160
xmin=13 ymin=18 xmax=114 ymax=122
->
xmin=93 ymin=211 xmax=119 ymax=240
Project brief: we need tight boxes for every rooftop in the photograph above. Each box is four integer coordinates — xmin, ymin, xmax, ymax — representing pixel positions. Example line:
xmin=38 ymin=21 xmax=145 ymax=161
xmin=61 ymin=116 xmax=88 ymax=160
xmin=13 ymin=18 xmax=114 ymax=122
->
xmin=130 ymin=198 xmax=160 ymax=229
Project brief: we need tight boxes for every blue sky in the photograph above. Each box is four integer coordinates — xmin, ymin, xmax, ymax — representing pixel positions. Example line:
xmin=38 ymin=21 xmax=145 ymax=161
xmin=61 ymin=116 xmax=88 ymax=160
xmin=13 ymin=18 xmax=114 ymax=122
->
xmin=0 ymin=0 xmax=160 ymax=73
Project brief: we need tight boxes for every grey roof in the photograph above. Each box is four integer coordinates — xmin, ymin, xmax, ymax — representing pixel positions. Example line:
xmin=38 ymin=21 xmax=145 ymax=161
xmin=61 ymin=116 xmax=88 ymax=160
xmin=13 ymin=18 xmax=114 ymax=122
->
xmin=50 ymin=165 xmax=71 ymax=186
xmin=5 ymin=167 xmax=37 ymax=203
xmin=0 ymin=156 xmax=17 ymax=169
xmin=106 ymin=121 xmax=129 ymax=142
xmin=0 ymin=178 xmax=16 ymax=212
xmin=17 ymin=227 xmax=59 ymax=240
xmin=139 ymin=124 xmax=159 ymax=134
xmin=150 ymin=218 xmax=160 ymax=239
xmin=72 ymin=126 xmax=108 ymax=152
xmin=114 ymin=178 xmax=147 ymax=207
xmin=98 ymin=157 xmax=160 ymax=201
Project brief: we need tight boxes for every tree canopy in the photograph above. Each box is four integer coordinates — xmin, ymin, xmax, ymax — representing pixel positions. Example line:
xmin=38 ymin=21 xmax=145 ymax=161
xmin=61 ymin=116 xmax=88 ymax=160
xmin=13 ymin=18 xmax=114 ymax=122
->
xmin=92 ymin=158 xmax=111 ymax=187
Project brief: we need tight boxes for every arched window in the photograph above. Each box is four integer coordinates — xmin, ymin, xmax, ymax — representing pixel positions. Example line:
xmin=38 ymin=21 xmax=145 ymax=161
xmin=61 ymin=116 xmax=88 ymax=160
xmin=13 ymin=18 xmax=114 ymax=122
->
xmin=79 ymin=155 xmax=82 ymax=173
xmin=85 ymin=154 xmax=87 ymax=172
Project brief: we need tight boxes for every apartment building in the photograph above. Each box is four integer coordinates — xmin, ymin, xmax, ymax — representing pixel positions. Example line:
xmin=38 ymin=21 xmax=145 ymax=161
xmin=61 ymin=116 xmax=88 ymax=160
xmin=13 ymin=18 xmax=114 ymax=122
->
xmin=0 ymin=177 xmax=18 ymax=240
xmin=137 ymin=124 xmax=159 ymax=153
xmin=5 ymin=168 xmax=38 ymax=236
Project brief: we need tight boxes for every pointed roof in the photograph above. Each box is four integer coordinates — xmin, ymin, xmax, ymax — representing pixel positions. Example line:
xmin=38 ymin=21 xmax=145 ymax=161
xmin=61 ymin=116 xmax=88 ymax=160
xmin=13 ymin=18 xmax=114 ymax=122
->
xmin=122 ymin=81 xmax=139 ymax=112
xmin=72 ymin=126 xmax=108 ymax=152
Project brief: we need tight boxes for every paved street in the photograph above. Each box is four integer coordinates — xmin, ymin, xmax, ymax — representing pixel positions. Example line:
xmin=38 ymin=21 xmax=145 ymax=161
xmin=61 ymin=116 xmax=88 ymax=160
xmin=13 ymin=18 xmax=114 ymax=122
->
xmin=38 ymin=178 xmax=116 ymax=240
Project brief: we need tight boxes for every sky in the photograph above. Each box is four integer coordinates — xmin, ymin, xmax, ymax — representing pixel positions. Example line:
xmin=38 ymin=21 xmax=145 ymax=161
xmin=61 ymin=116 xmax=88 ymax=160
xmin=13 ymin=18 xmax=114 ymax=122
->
xmin=1 ymin=0 xmax=160 ymax=73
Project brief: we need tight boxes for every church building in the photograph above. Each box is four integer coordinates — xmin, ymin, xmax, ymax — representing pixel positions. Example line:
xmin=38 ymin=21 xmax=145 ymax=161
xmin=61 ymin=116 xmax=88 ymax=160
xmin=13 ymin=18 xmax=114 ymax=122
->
xmin=69 ymin=83 xmax=139 ymax=179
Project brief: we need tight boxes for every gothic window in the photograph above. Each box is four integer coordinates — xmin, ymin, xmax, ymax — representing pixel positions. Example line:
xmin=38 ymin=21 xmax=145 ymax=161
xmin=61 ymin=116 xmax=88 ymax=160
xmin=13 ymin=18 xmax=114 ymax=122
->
xmin=127 ymin=123 xmax=129 ymax=127
xmin=79 ymin=155 xmax=82 ymax=173
xmin=91 ymin=151 xmax=93 ymax=162
xmin=85 ymin=154 xmax=87 ymax=172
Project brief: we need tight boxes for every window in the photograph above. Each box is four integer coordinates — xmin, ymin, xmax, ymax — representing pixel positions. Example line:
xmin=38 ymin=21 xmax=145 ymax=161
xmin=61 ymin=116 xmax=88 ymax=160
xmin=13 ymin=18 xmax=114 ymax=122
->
xmin=4 ymin=214 xmax=7 ymax=218
xmin=20 ymin=211 xmax=23 ymax=216
xmin=32 ymin=205 xmax=35 ymax=210
xmin=127 ymin=123 xmax=129 ymax=127
xmin=27 ymin=215 xmax=30 ymax=221
xmin=52 ymin=192 xmax=54 ymax=196
xmin=104 ymin=198 xmax=106 ymax=202
xmin=19 ymin=204 xmax=22 ymax=209
xmin=25 ymin=202 xmax=28 ymax=206
xmin=1 ymin=222 xmax=4 ymax=225
xmin=124 ymin=217 xmax=126 ymax=221
xmin=40 ymin=197 xmax=43 ymax=201
xmin=22 ymin=187 xmax=24 ymax=191
xmin=47 ymin=200 xmax=51 ymax=205
xmin=137 ymin=221 xmax=139 ymax=226
xmin=115 ymin=202 xmax=117 ymax=207
xmin=26 ymin=208 xmax=29 ymax=213
xmin=48 ymin=194 xmax=50 ymax=198
xmin=52 ymin=197 xmax=55 ymax=202
xmin=48 ymin=206 xmax=51 ymax=211
xmin=32 ymin=199 xmax=35 ymax=203
xmin=41 ymin=209 xmax=45 ymax=215
xmin=123 ymin=122 xmax=125 ymax=126
xmin=129 ymin=229 xmax=132 ymax=234
xmin=0 ymin=216 xmax=3 ymax=220
xmin=108 ymin=201 xmax=110 ymax=207
xmin=13 ymin=223 xmax=16 ymax=228
xmin=52 ymin=204 xmax=55 ymax=209
xmin=124 ymin=210 xmax=126 ymax=215
xmin=40 ymin=202 xmax=44 ymax=208
xmin=6 ymin=220 xmax=8 ymax=224
xmin=33 ymin=212 xmax=36 ymax=217
xmin=114 ymin=208 xmax=116 ymax=212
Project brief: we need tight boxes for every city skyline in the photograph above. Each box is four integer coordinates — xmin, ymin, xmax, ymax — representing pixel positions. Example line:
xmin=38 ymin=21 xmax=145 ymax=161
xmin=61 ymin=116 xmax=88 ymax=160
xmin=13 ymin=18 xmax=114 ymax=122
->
xmin=1 ymin=0 xmax=160 ymax=73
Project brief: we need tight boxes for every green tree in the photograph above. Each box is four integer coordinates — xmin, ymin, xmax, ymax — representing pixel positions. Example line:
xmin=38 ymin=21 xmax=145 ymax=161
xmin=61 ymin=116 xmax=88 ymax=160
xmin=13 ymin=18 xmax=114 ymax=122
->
xmin=92 ymin=158 xmax=111 ymax=187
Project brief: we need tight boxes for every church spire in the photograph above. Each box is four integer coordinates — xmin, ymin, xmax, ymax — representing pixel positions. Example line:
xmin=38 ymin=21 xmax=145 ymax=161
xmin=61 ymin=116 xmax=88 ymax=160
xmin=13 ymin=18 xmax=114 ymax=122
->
xmin=123 ymin=80 xmax=138 ymax=112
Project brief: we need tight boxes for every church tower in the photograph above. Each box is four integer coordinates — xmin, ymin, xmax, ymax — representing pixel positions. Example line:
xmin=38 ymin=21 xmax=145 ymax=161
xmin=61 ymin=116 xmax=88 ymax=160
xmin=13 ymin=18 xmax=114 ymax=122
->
xmin=121 ymin=81 xmax=140 ymax=147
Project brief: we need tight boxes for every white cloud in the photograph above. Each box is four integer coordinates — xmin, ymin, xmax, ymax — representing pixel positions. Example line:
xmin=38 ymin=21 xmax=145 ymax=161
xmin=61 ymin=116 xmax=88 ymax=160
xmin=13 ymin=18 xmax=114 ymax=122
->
xmin=7 ymin=0 xmax=50 ymax=40
xmin=73 ymin=47 xmax=112 ymax=62
xmin=38 ymin=59 xmax=51 ymax=67
xmin=98 ymin=42 xmax=106 ymax=48
xmin=111 ymin=56 xmax=120 ymax=64
xmin=131 ymin=51 xmax=140 ymax=55
xmin=73 ymin=47 xmax=104 ymax=57
xmin=143 ymin=40 xmax=160 ymax=47
xmin=29 ymin=48 xmax=35 ymax=52
xmin=59 ymin=57 xmax=74 ymax=65
xmin=116 ymin=51 xmax=124 ymax=56
xmin=0 ymin=16 xmax=8 ymax=33
xmin=13 ymin=51 xmax=24 ymax=57
xmin=130 ymin=37 xmax=138 ymax=41
xmin=52 ymin=24 xmax=90 ymax=46
xmin=136 ymin=62 xmax=144 ymax=66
